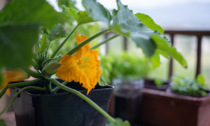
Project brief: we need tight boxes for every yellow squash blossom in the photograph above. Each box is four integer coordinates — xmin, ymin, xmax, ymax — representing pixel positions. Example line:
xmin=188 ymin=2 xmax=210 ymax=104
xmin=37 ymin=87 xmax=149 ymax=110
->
xmin=0 ymin=69 xmax=29 ymax=96
xmin=56 ymin=33 xmax=101 ymax=94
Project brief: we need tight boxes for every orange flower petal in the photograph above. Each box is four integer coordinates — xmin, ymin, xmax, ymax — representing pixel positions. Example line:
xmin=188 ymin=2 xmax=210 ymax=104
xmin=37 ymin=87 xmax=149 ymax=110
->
xmin=56 ymin=34 xmax=101 ymax=94
xmin=0 ymin=69 xmax=29 ymax=96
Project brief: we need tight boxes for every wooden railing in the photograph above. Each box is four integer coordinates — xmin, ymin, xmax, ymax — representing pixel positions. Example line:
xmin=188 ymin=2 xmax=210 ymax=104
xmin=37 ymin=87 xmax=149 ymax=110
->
xmin=104 ymin=30 xmax=210 ymax=79
xmin=165 ymin=30 xmax=210 ymax=79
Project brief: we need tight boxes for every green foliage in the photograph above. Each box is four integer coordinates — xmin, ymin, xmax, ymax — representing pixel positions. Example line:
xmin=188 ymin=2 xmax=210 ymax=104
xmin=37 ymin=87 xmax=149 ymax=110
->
xmin=64 ymin=7 xmax=94 ymax=25
xmin=0 ymin=0 xmax=63 ymax=88
xmin=82 ymin=0 xmax=187 ymax=68
xmin=0 ymin=25 xmax=39 ymax=68
xmin=110 ymin=0 xmax=156 ymax=57
xmin=0 ymin=0 xmax=188 ymax=123
xmin=0 ymin=119 xmax=6 ymax=126
xmin=38 ymin=34 xmax=50 ymax=53
xmin=82 ymin=0 xmax=112 ymax=25
xmin=135 ymin=13 xmax=164 ymax=34
xmin=151 ymin=35 xmax=187 ymax=68
xmin=171 ymin=75 xmax=208 ymax=96
xmin=107 ymin=118 xmax=130 ymax=126
xmin=58 ymin=0 xmax=78 ymax=11
xmin=155 ymin=79 xmax=164 ymax=86
xmin=0 ymin=0 xmax=63 ymax=28
xmin=100 ymin=52 xmax=150 ymax=83
xmin=197 ymin=74 xmax=205 ymax=85
xmin=99 ymin=77 xmax=108 ymax=86
xmin=149 ymin=51 xmax=161 ymax=68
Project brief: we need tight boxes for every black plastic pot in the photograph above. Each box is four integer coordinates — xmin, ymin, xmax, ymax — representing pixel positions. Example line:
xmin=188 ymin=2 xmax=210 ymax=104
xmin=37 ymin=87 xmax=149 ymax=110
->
xmin=11 ymin=83 xmax=113 ymax=126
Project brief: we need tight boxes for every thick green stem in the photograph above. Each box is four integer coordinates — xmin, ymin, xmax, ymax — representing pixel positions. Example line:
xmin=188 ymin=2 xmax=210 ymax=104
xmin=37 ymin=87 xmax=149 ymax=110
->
xmin=47 ymin=78 xmax=116 ymax=123
xmin=46 ymin=82 xmax=53 ymax=93
xmin=23 ymin=68 xmax=42 ymax=78
xmin=52 ymin=81 xmax=68 ymax=93
xmin=51 ymin=25 xmax=79 ymax=58
xmin=0 ymin=79 xmax=41 ymax=98
xmin=0 ymin=86 xmax=45 ymax=116
xmin=67 ymin=29 xmax=109 ymax=55
xmin=91 ymin=34 xmax=120 ymax=49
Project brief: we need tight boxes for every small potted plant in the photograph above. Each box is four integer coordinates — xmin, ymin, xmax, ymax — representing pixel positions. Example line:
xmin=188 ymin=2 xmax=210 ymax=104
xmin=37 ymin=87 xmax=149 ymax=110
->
xmin=140 ymin=74 xmax=210 ymax=126
xmin=144 ymin=78 xmax=170 ymax=91
xmin=0 ymin=0 xmax=187 ymax=126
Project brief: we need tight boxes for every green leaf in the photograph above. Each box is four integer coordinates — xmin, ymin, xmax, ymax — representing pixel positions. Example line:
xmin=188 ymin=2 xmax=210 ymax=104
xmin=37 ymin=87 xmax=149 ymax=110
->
xmin=99 ymin=76 xmax=108 ymax=86
xmin=151 ymin=35 xmax=187 ymax=68
xmin=82 ymin=0 xmax=112 ymax=25
xmin=0 ymin=0 xmax=63 ymax=70
xmin=135 ymin=13 xmax=164 ymax=34
xmin=0 ymin=25 xmax=39 ymax=68
xmin=108 ymin=118 xmax=130 ymax=126
xmin=149 ymin=52 xmax=161 ymax=68
xmin=42 ymin=61 xmax=61 ymax=75
xmin=110 ymin=0 xmax=157 ymax=57
xmin=0 ymin=119 xmax=6 ymax=126
xmin=48 ymin=24 xmax=66 ymax=41
xmin=58 ymin=0 xmax=78 ymax=11
xmin=0 ymin=0 xmax=63 ymax=28
xmin=197 ymin=74 xmax=205 ymax=84
xmin=38 ymin=34 xmax=49 ymax=53
xmin=64 ymin=7 xmax=94 ymax=25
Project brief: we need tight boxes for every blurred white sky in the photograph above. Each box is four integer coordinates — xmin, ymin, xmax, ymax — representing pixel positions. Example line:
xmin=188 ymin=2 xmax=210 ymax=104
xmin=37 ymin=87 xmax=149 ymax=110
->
xmin=76 ymin=0 xmax=210 ymax=10
xmin=49 ymin=0 xmax=210 ymax=30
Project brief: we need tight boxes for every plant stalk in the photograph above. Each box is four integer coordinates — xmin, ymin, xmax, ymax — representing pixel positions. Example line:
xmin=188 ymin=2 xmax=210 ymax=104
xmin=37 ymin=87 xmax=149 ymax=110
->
xmin=51 ymin=24 xmax=79 ymax=58
xmin=0 ymin=86 xmax=45 ymax=116
xmin=67 ymin=29 xmax=109 ymax=55
xmin=52 ymin=81 xmax=68 ymax=93
xmin=91 ymin=34 xmax=120 ymax=49
xmin=47 ymin=77 xmax=116 ymax=123
xmin=0 ymin=79 xmax=41 ymax=98
xmin=23 ymin=68 xmax=42 ymax=78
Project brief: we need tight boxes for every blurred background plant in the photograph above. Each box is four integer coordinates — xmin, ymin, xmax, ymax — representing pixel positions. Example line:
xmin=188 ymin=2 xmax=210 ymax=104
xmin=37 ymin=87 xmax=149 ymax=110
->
xmin=100 ymin=52 xmax=151 ymax=84
xmin=171 ymin=74 xmax=209 ymax=96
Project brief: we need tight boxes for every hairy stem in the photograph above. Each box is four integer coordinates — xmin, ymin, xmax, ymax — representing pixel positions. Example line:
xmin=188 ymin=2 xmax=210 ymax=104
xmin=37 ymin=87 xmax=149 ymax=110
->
xmin=0 ymin=79 xmax=41 ymax=98
xmin=91 ymin=34 xmax=120 ymax=49
xmin=67 ymin=29 xmax=109 ymax=55
xmin=51 ymin=25 xmax=79 ymax=58
xmin=23 ymin=68 xmax=42 ymax=78
xmin=52 ymin=81 xmax=68 ymax=93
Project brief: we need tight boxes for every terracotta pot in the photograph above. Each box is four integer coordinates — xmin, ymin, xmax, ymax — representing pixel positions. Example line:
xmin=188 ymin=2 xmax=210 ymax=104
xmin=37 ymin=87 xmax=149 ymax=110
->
xmin=140 ymin=88 xmax=210 ymax=126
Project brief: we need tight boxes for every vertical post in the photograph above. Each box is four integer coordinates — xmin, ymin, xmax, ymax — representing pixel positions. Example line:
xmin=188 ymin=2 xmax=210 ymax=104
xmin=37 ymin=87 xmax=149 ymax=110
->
xmin=195 ymin=35 xmax=202 ymax=78
xmin=123 ymin=37 xmax=128 ymax=51
xmin=168 ymin=34 xmax=174 ymax=80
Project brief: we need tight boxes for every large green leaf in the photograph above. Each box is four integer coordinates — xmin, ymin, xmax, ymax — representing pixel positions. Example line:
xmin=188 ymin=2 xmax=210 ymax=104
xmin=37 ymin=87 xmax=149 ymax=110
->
xmin=64 ymin=7 xmax=94 ymax=25
xmin=0 ymin=119 xmax=6 ymax=126
xmin=82 ymin=0 xmax=112 ymax=25
xmin=151 ymin=35 xmax=187 ymax=68
xmin=110 ymin=0 xmax=187 ymax=67
xmin=0 ymin=25 xmax=39 ymax=68
xmin=0 ymin=0 xmax=63 ymax=88
xmin=110 ymin=0 xmax=156 ymax=57
xmin=0 ymin=0 xmax=63 ymax=28
xmin=0 ymin=0 xmax=63 ymax=69
xmin=135 ymin=13 xmax=164 ymax=35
